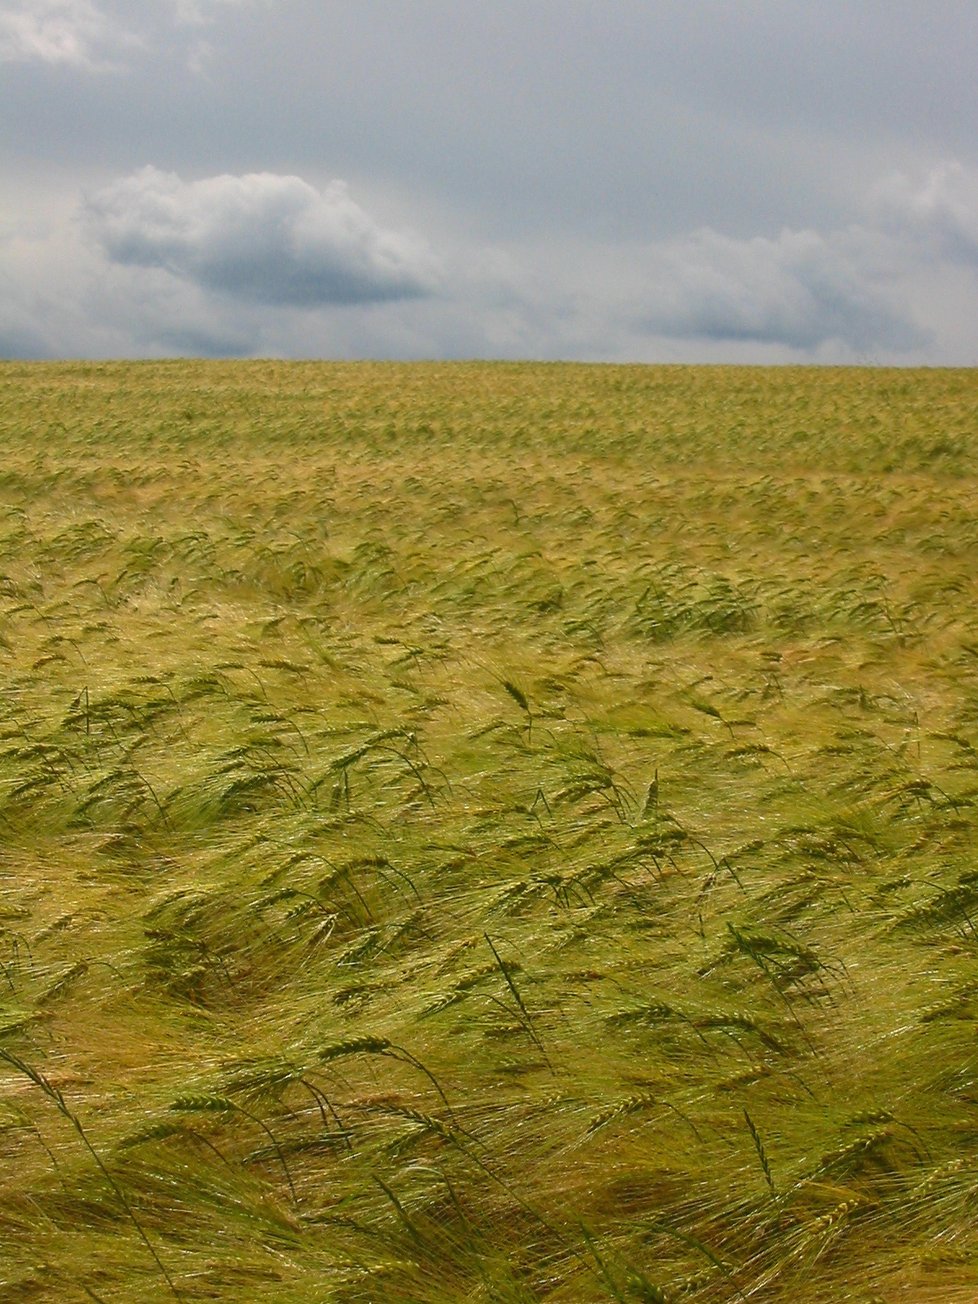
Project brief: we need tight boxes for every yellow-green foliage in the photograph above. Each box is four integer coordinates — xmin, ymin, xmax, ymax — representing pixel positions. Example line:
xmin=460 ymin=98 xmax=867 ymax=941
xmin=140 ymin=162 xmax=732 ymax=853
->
xmin=0 ymin=360 xmax=977 ymax=1301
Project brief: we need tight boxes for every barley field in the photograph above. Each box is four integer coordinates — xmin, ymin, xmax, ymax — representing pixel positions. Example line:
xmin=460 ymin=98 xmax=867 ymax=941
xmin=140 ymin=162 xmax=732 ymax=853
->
xmin=1 ymin=361 xmax=977 ymax=1303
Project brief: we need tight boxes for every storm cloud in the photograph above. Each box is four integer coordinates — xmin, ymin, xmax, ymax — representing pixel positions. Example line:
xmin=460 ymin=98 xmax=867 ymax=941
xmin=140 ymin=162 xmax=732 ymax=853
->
xmin=84 ymin=167 xmax=440 ymax=307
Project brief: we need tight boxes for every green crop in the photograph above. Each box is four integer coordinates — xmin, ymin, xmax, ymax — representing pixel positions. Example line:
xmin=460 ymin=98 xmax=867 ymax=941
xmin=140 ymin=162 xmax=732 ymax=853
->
xmin=0 ymin=360 xmax=976 ymax=1301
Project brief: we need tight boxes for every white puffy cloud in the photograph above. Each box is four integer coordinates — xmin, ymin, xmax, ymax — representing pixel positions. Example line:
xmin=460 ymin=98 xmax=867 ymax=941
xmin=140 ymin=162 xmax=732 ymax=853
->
xmin=630 ymin=224 xmax=925 ymax=351
xmin=0 ymin=0 xmax=138 ymax=69
xmin=84 ymin=167 xmax=441 ymax=308
xmin=873 ymin=161 xmax=978 ymax=264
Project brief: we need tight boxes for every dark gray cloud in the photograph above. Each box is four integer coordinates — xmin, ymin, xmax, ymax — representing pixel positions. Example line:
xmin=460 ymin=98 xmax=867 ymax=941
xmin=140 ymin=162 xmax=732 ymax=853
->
xmin=1 ymin=2 xmax=977 ymax=362
xmin=84 ymin=166 xmax=440 ymax=307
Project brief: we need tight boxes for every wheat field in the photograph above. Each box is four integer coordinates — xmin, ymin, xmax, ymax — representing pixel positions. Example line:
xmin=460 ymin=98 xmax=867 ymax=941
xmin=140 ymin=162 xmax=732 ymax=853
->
xmin=0 ymin=361 xmax=977 ymax=1302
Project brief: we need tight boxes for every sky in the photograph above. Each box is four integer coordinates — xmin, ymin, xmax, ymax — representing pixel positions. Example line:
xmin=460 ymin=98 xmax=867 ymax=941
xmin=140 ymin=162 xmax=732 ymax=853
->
xmin=2 ymin=0 xmax=977 ymax=364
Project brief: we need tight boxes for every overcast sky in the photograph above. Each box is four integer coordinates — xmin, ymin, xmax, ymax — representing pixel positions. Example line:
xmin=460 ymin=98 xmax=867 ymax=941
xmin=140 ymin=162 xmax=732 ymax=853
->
xmin=2 ymin=0 xmax=977 ymax=363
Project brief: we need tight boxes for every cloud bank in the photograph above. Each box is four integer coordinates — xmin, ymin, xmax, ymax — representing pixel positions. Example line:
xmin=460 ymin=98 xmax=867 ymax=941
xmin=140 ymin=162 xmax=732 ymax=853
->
xmin=3 ymin=160 xmax=977 ymax=362
xmin=631 ymin=225 xmax=925 ymax=352
xmin=84 ymin=167 xmax=440 ymax=308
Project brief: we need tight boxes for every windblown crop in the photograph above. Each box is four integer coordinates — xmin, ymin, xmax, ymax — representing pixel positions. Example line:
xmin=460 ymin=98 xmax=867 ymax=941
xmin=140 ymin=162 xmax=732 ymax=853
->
xmin=1 ymin=360 xmax=977 ymax=1301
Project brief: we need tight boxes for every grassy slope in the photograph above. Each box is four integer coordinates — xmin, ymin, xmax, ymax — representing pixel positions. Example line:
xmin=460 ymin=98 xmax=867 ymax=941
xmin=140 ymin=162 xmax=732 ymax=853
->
xmin=0 ymin=361 xmax=977 ymax=1302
